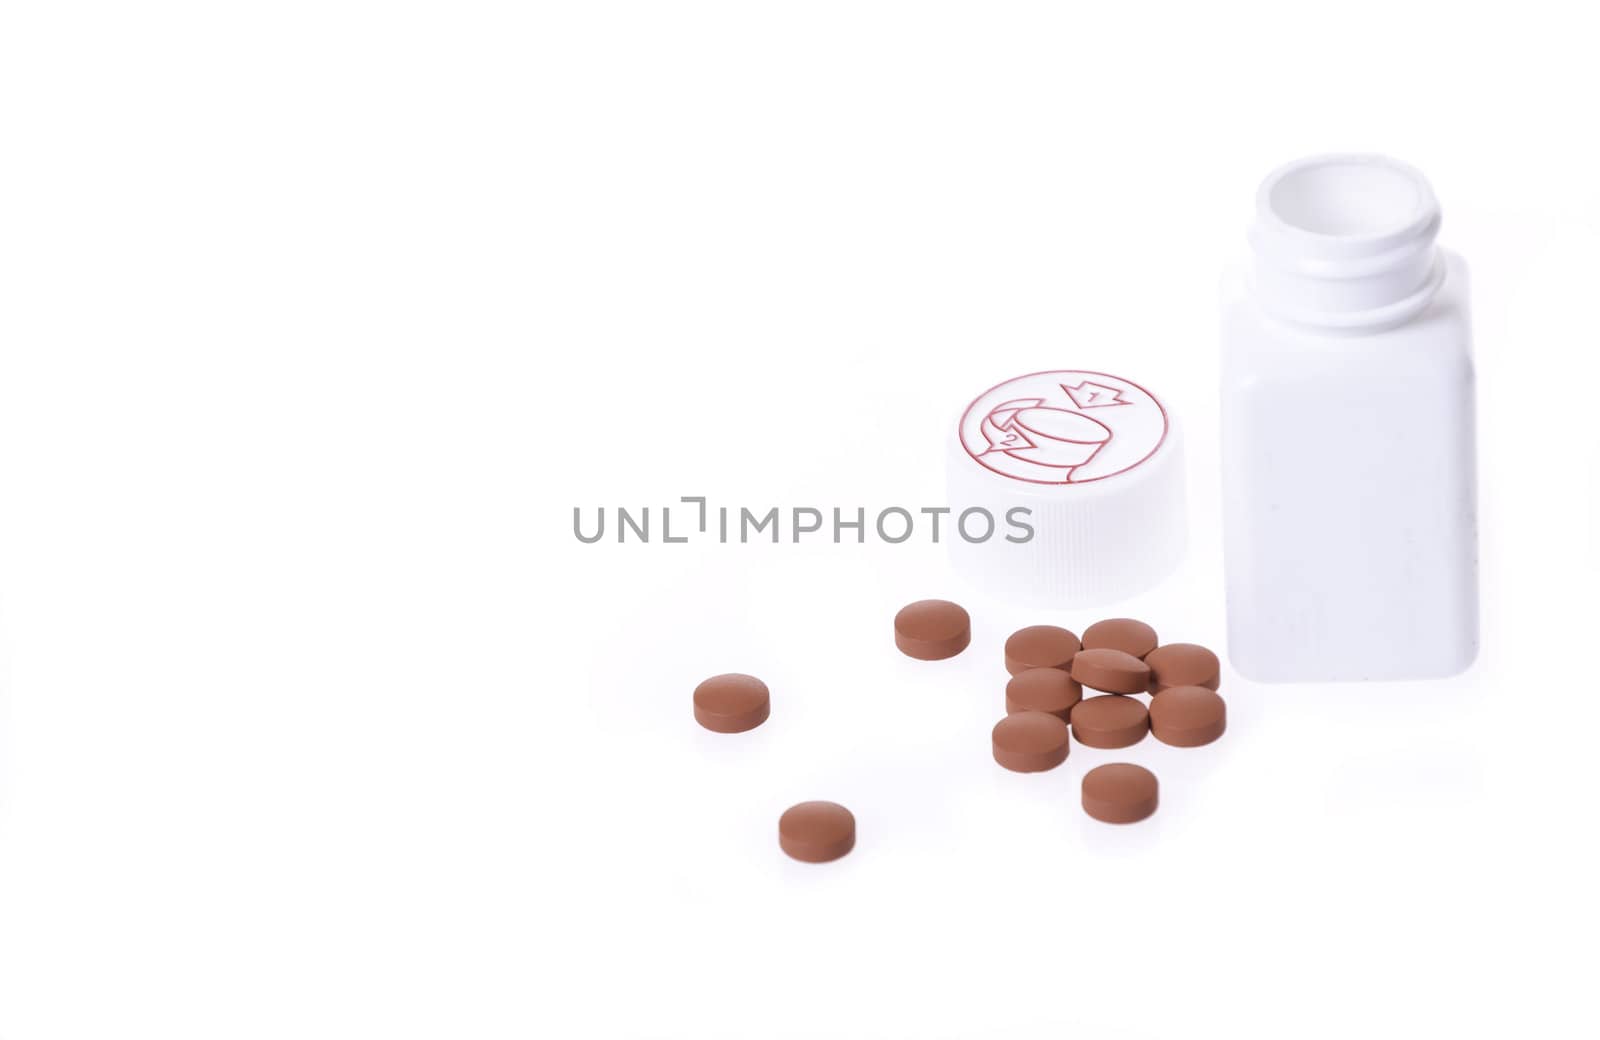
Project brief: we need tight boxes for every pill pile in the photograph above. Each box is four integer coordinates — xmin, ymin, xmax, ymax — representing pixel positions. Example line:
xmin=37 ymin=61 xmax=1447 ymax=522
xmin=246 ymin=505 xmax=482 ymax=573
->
xmin=991 ymin=614 xmax=1226 ymax=823
xmin=691 ymin=598 xmax=1226 ymax=862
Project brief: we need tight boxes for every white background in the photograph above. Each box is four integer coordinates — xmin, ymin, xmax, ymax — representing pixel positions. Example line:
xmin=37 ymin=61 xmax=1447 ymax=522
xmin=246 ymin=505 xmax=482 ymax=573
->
xmin=2 ymin=2 xmax=1597 ymax=1038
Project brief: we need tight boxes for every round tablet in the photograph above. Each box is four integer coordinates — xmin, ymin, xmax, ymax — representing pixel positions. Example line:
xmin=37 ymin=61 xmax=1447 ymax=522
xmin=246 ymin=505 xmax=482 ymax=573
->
xmin=1070 ymin=647 xmax=1151 ymax=694
xmin=693 ymin=673 xmax=770 ymax=733
xmin=991 ymin=711 xmax=1071 ymax=772
xmin=1144 ymin=642 xmax=1221 ymax=693
xmin=1149 ymin=685 xmax=1227 ymax=747
xmin=1081 ymin=618 xmax=1159 ymax=659
xmin=1005 ymin=667 xmax=1082 ymax=721
xmin=778 ymin=801 xmax=856 ymax=863
xmin=1081 ymin=763 xmax=1159 ymax=823
xmin=1070 ymin=695 xmax=1149 ymax=748
xmin=894 ymin=599 xmax=972 ymax=660
xmin=1003 ymin=625 xmax=1081 ymax=675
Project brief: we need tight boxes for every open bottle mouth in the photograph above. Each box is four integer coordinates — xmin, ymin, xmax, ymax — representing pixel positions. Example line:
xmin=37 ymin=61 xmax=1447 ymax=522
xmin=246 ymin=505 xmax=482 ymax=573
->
xmin=1248 ymin=154 xmax=1444 ymax=329
xmin=1263 ymin=155 xmax=1434 ymax=241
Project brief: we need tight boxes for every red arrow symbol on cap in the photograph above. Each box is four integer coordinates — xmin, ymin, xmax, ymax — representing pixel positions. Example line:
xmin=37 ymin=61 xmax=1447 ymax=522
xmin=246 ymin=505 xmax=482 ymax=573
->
xmin=1062 ymin=381 xmax=1129 ymax=409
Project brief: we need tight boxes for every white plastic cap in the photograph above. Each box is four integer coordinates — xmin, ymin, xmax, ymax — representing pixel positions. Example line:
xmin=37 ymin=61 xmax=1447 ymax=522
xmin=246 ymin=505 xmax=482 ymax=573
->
xmin=945 ymin=369 xmax=1186 ymax=607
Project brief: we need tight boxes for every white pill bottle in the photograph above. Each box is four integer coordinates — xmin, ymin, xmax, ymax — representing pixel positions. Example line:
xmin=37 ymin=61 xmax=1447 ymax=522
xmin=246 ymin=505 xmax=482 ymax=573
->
xmin=1221 ymin=154 xmax=1478 ymax=682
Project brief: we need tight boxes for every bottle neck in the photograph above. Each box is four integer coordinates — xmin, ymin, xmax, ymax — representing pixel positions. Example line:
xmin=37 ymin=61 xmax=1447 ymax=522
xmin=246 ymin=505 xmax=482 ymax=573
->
xmin=1247 ymin=155 xmax=1444 ymax=332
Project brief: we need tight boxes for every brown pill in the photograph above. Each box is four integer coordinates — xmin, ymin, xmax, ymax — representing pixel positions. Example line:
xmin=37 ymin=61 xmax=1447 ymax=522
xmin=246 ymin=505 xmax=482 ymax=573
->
xmin=1081 ymin=618 xmax=1159 ymax=659
xmin=693 ymin=673 xmax=771 ymax=733
xmin=778 ymin=801 xmax=856 ymax=863
xmin=894 ymin=599 xmax=972 ymax=660
xmin=1150 ymin=685 xmax=1227 ymax=747
xmin=1070 ymin=695 xmax=1150 ymax=748
xmin=1081 ymin=763 xmax=1159 ymax=823
xmin=991 ymin=711 xmax=1071 ymax=772
xmin=1003 ymin=625 xmax=1081 ymax=675
xmin=1005 ymin=667 xmax=1083 ymax=721
xmin=1070 ymin=647 xmax=1152 ymax=694
xmin=1144 ymin=642 xmax=1221 ymax=693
